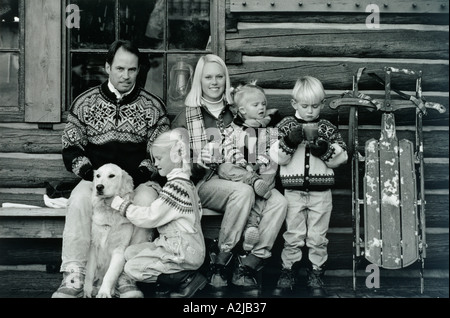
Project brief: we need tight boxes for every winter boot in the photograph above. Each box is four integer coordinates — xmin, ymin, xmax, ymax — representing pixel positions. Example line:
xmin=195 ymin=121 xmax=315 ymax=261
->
xmin=306 ymin=266 xmax=327 ymax=298
xmin=116 ymin=272 xmax=144 ymax=298
xmin=207 ymin=250 xmax=233 ymax=297
xmin=51 ymin=270 xmax=85 ymax=298
xmin=231 ymin=254 xmax=264 ymax=297
xmin=272 ymin=267 xmax=296 ymax=296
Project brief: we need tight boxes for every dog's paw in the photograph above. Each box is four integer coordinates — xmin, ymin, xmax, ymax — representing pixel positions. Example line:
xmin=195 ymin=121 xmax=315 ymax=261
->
xmin=84 ymin=285 xmax=94 ymax=298
xmin=96 ymin=287 xmax=113 ymax=298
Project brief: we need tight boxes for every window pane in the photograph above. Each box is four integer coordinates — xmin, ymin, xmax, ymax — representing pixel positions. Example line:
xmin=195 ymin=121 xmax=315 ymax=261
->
xmin=69 ymin=0 xmax=115 ymax=49
xmin=169 ymin=0 xmax=210 ymax=50
xmin=120 ymin=0 xmax=164 ymax=50
xmin=140 ymin=53 xmax=164 ymax=101
xmin=71 ymin=53 xmax=108 ymax=102
xmin=0 ymin=52 xmax=19 ymax=106
xmin=0 ymin=0 xmax=19 ymax=49
xmin=167 ymin=54 xmax=201 ymax=111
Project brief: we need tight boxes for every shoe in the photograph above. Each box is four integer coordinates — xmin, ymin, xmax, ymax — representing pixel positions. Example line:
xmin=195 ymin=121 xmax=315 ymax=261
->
xmin=154 ymin=283 xmax=172 ymax=298
xmin=243 ymin=226 xmax=259 ymax=252
xmin=231 ymin=256 xmax=262 ymax=297
xmin=253 ymin=179 xmax=272 ymax=199
xmin=273 ymin=268 xmax=296 ymax=296
xmin=116 ymin=272 xmax=144 ymax=298
xmin=170 ymin=272 xmax=207 ymax=298
xmin=306 ymin=267 xmax=327 ymax=298
xmin=207 ymin=263 xmax=228 ymax=288
xmin=51 ymin=271 xmax=84 ymax=298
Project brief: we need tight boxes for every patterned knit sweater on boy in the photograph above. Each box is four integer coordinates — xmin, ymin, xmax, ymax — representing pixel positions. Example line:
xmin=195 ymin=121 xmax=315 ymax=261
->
xmin=270 ymin=116 xmax=348 ymax=191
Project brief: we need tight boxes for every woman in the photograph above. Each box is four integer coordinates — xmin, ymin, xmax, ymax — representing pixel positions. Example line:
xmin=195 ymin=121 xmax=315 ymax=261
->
xmin=171 ymin=54 xmax=256 ymax=295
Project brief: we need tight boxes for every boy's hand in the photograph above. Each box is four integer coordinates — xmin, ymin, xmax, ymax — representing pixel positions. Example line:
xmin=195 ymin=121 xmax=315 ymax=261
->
xmin=284 ymin=125 xmax=304 ymax=147
xmin=309 ymin=138 xmax=330 ymax=157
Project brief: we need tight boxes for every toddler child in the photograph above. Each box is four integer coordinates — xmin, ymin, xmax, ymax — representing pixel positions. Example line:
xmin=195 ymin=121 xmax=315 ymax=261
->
xmin=219 ymin=82 xmax=281 ymax=252
xmin=270 ymin=76 xmax=348 ymax=297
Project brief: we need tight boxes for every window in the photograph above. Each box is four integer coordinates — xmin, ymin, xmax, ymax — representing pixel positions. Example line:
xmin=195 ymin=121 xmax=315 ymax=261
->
xmin=0 ymin=0 xmax=21 ymax=113
xmin=66 ymin=0 xmax=222 ymax=116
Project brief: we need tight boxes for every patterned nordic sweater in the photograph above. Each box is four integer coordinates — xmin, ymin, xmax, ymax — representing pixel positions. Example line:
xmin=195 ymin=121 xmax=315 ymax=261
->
xmin=270 ymin=116 xmax=348 ymax=191
xmin=111 ymin=169 xmax=205 ymax=269
xmin=62 ymin=81 xmax=170 ymax=185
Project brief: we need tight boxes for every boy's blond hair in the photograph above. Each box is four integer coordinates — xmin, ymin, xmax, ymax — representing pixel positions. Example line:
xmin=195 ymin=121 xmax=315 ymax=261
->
xmin=292 ymin=76 xmax=326 ymax=105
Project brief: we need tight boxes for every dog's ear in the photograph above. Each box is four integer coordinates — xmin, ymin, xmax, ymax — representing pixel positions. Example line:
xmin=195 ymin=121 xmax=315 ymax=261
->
xmin=119 ymin=169 xmax=134 ymax=197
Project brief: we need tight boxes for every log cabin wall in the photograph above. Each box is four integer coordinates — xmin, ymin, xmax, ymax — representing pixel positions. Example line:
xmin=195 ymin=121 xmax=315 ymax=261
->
xmin=0 ymin=0 xmax=448 ymax=273
xmin=223 ymin=0 xmax=449 ymax=271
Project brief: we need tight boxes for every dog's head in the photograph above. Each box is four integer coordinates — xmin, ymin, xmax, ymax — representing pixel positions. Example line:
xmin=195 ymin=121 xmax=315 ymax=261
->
xmin=92 ymin=164 xmax=134 ymax=199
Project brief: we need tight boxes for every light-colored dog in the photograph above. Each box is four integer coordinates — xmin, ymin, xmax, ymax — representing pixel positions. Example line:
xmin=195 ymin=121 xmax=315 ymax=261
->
xmin=83 ymin=163 xmax=140 ymax=298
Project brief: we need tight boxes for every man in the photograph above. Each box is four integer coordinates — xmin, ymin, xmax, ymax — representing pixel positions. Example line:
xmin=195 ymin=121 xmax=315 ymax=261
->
xmin=52 ymin=40 xmax=170 ymax=298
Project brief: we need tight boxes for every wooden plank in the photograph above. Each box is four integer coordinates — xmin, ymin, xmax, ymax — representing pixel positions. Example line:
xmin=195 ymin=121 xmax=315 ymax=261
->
xmin=1 ymin=187 xmax=447 ymax=229
xmin=0 ymin=153 xmax=79 ymax=188
xmin=0 ymin=231 xmax=447 ymax=268
xmin=24 ymin=0 xmax=61 ymax=123
xmin=0 ymin=124 xmax=63 ymax=153
xmin=230 ymin=12 xmax=450 ymax=26
xmin=363 ymin=138 xmax=382 ymax=266
xmin=227 ymin=25 xmax=449 ymax=59
xmin=230 ymin=0 xmax=449 ymax=14
xmin=376 ymin=114 xmax=401 ymax=268
xmin=398 ymin=139 xmax=419 ymax=267
xmin=228 ymin=57 xmax=449 ymax=91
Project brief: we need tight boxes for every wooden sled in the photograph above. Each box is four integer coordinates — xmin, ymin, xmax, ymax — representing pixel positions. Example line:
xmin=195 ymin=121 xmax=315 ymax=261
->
xmin=330 ymin=67 xmax=446 ymax=294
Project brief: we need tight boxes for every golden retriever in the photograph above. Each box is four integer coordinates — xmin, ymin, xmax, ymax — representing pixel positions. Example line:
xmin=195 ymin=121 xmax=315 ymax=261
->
xmin=83 ymin=163 xmax=140 ymax=298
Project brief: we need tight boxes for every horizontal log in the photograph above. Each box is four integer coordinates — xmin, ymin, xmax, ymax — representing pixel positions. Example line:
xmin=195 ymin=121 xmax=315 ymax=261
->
xmin=227 ymin=12 xmax=450 ymax=26
xmin=0 ymin=188 xmax=447 ymax=229
xmin=0 ymin=124 xmax=64 ymax=154
xmin=340 ymin=127 xmax=450 ymax=158
xmin=0 ymin=231 xmax=447 ymax=269
xmin=228 ymin=56 xmax=449 ymax=91
xmin=0 ymin=151 xmax=447 ymax=189
xmin=227 ymin=24 xmax=449 ymax=59
xmin=229 ymin=0 xmax=450 ymax=14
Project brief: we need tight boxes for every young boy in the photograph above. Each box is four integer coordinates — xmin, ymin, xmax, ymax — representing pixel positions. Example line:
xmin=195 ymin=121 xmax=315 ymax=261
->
xmin=270 ymin=76 xmax=348 ymax=297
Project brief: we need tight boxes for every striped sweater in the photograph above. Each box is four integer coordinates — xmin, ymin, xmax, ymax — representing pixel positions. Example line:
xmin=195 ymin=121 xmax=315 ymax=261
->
xmin=270 ymin=116 xmax=348 ymax=191
xmin=111 ymin=169 xmax=205 ymax=269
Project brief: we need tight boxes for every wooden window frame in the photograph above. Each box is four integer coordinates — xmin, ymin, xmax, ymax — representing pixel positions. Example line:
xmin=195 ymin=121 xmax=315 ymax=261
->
xmin=63 ymin=0 xmax=225 ymax=118
xmin=0 ymin=0 xmax=24 ymax=122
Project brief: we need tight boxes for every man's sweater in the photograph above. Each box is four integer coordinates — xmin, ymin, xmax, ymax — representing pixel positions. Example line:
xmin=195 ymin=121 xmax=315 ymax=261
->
xmin=62 ymin=81 xmax=170 ymax=185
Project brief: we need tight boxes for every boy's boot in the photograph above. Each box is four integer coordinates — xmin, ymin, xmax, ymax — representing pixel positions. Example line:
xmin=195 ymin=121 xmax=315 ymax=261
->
xmin=51 ymin=269 xmax=85 ymax=298
xmin=116 ymin=272 xmax=144 ymax=298
xmin=155 ymin=271 xmax=193 ymax=298
xmin=170 ymin=271 xmax=208 ymax=298
xmin=306 ymin=265 xmax=327 ymax=298
xmin=207 ymin=250 xmax=233 ymax=297
xmin=231 ymin=254 xmax=264 ymax=297
xmin=272 ymin=267 xmax=296 ymax=296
